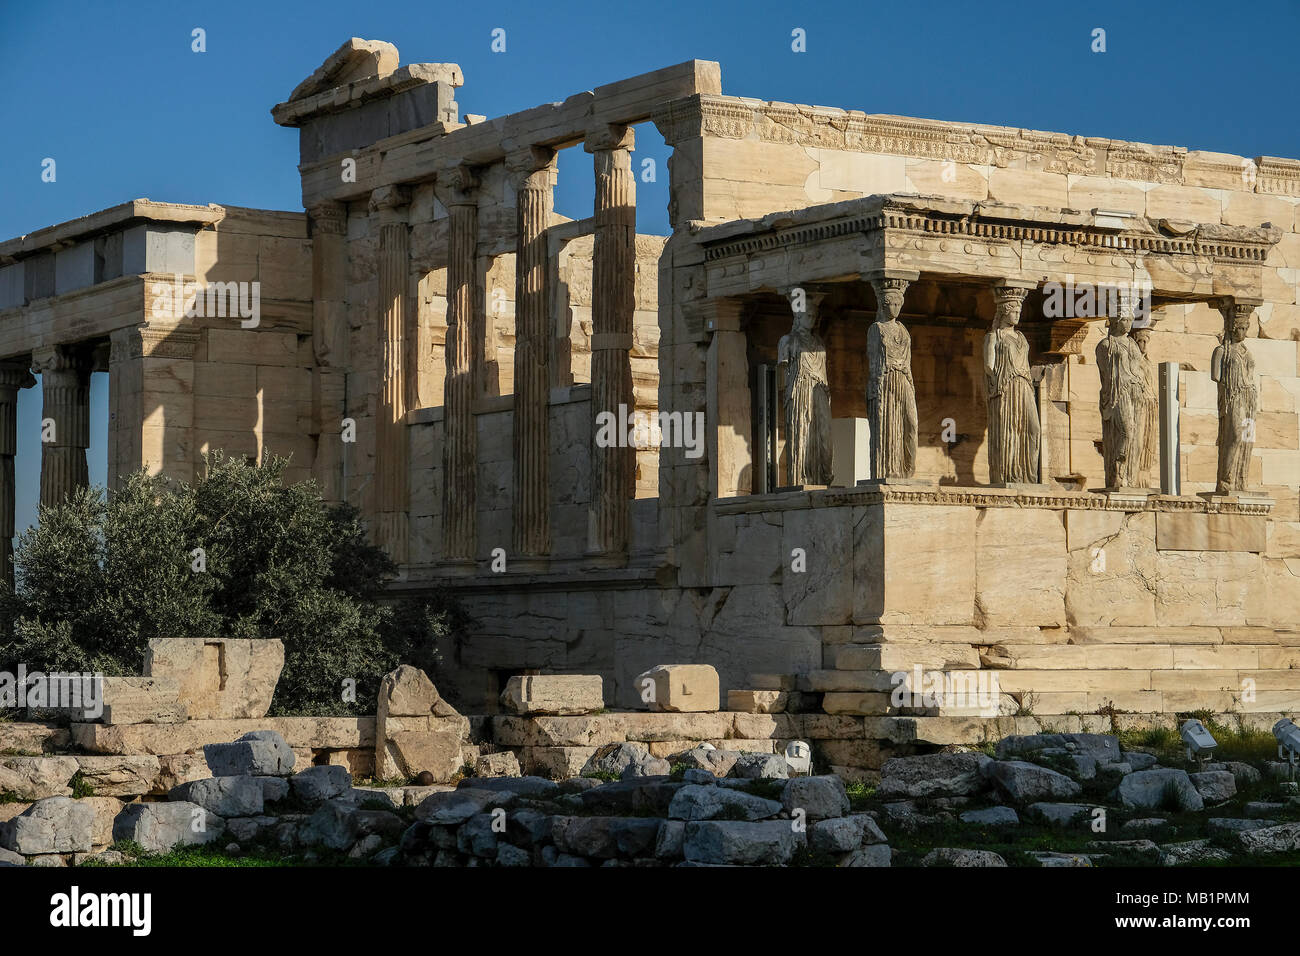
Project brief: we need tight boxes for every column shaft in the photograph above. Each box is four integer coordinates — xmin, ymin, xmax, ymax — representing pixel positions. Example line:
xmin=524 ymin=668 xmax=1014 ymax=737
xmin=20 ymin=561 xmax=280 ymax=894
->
xmin=587 ymin=127 xmax=637 ymax=557
xmin=34 ymin=346 xmax=91 ymax=508
xmin=372 ymin=187 xmax=411 ymax=562
xmin=0 ymin=363 xmax=33 ymax=584
xmin=511 ymin=154 xmax=556 ymax=558
xmin=308 ymin=201 xmax=349 ymax=503
xmin=443 ymin=170 xmax=479 ymax=563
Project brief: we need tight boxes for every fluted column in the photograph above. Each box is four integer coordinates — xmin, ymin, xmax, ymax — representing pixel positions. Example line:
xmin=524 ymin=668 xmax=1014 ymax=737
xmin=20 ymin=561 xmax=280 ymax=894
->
xmin=308 ymin=200 xmax=349 ymax=503
xmin=371 ymin=186 xmax=411 ymax=562
xmin=442 ymin=166 xmax=479 ymax=564
xmin=509 ymin=148 xmax=558 ymax=561
xmin=33 ymin=345 xmax=92 ymax=508
xmin=0 ymin=362 xmax=34 ymax=584
xmin=586 ymin=125 xmax=636 ymax=559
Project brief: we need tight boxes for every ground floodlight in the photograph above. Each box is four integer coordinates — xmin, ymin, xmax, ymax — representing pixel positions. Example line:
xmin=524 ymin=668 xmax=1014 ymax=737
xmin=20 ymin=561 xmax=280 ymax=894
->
xmin=1180 ymin=718 xmax=1217 ymax=762
xmin=785 ymin=740 xmax=812 ymax=774
xmin=1274 ymin=718 xmax=1300 ymax=769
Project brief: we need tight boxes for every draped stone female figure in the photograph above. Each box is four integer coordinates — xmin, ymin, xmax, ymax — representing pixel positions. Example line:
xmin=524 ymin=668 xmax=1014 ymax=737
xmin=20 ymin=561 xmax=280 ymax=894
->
xmin=1096 ymin=305 xmax=1146 ymax=489
xmin=983 ymin=286 xmax=1039 ymax=483
xmin=867 ymin=278 xmax=917 ymax=480
xmin=1212 ymin=303 xmax=1258 ymax=493
xmin=777 ymin=294 xmax=833 ymax=486
xmin=1130 ymin=327 xmax=1159 ymax=488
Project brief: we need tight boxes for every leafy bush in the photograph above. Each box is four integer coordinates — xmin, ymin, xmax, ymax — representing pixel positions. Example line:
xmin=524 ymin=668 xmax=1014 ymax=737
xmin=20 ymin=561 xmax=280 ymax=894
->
xmin=0 ymin=453 xmax=465 ymax=716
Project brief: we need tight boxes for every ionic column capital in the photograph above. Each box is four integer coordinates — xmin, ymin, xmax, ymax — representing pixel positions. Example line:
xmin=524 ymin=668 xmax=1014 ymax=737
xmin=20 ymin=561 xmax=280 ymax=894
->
xmin=31 ymin=344 xmax=93 ymax=377
xmin=438 ymin=164 xmax=480 ymax=206
xmin=0 ymin=361 xmax=35 ymax=392
xmin=369 ymin=185 xmax=411 ymax=224
xmin=308 ymin=200 xmax=348 ymax=236
xmin=584 ymin=123 xmax=635 ymax=154
xmin=506 ymin=146 xmax=558 ymax=190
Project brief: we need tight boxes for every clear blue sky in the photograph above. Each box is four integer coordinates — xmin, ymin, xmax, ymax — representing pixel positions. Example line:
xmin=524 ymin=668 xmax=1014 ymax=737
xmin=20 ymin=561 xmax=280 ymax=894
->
xmin=1 ymin=0 xmax=1297 ymax=533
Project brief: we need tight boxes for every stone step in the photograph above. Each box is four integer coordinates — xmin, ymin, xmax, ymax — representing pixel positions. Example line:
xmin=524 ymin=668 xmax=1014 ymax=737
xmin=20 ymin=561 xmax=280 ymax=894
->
xmin=825 ymin=643 xmax=980 ymax=672
xmin=71 ymin=716 xmax=375 ymax=755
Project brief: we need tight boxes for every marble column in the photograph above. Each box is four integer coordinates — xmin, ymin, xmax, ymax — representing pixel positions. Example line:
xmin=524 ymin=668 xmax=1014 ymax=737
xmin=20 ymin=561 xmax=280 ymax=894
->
xmin=442 ymin=166 xmax=479 ymax=563
xmin=508 ymin=148 xmax=558 ymax=561
xmin=585 ymin=125 xmax=636 ymax=558
xmin=308 ymin=200 xmax=349 ymax=503
xmin=33 ymin=345 xmax=92 ymax=508
xmin=0 ymin=362 xmax=34 ymax=584
xmin=371 ymin=186 xmax=412 ymax=563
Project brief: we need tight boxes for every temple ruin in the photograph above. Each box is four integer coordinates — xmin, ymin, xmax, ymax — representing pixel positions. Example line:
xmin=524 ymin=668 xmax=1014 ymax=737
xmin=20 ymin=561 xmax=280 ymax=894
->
xmin=1 ymin=38 xmax=1298 ymax=753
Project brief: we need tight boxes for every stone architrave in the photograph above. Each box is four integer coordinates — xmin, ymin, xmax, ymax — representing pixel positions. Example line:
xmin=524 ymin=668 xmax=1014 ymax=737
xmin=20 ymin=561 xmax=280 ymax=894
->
xmin=1095 ymin=300 xmax=1146 ymax=490
xmin=983 ymin=285 xmax=1040 ymax=484
xmin=1130 ymin=325 xmax=1159 ymax=488
xmin=1211 ymin=300 xmax=1259 ymax=494
xmin=777 ymin=289 xmax=833 ymax=486
xmin=867 ymin=277 xmax=917 ymax=480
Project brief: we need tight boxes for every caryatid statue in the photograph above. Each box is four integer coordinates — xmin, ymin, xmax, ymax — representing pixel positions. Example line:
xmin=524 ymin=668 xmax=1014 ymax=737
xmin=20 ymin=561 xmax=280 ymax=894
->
xmin=867 ymin=276 xmax=917 ymax=480
xmin=1095 ymin=296 xmax=1146 ymax=489
xmin=1211 ymin=300 xmax=1259 ymax=494
xmin=1129 ymin=325 xmax=1159 ymax=488
xmin=983 ymin=285 xmax=1040 ymax=484
xmin=777 ymin=289 xmax=833 ymax=486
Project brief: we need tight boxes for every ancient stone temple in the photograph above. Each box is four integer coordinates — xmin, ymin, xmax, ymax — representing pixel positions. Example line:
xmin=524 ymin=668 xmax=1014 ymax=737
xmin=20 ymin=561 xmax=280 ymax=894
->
xmin=2 ymin=38 xmax=1298 ymax=746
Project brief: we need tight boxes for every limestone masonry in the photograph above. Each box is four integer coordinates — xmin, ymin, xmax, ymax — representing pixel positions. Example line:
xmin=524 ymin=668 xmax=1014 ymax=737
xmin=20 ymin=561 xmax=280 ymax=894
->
xmin=1 ymin=37 xmax=1298 ymax=742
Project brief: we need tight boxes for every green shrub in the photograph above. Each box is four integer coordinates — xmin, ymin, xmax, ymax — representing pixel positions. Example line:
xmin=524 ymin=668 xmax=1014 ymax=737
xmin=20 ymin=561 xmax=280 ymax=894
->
xmin=0 ymin=453 xmax=465 ymax=716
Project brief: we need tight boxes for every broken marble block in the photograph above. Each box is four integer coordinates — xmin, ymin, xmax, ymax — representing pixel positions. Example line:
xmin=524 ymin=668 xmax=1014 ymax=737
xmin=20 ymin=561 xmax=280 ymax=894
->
xmin=500 ymin=675 xmax=604 ymax=716
xmin=203 ymin=730 xmax=295 ymax=777
xmin=145 ymin=637 xmax=282 ymax=719
xmin=635 ymin=665 xmax=720 ymax=713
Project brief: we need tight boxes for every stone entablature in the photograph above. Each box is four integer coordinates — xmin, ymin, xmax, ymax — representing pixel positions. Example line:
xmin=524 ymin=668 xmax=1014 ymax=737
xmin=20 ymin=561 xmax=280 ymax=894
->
xmin=654 ymin=93 xmax=1300 ymax=197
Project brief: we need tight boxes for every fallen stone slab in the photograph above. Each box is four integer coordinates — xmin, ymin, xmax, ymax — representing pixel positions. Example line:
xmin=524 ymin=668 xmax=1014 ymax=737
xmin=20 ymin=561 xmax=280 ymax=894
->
xmin=474 ymin=751 xmax=521 ymax=777
xmin=1122 ymin=817 xmax=1169 ymax=832
xmin=996 ymin=733 xmax=1121 ymax=765
xmin=1027 ymin=802 xmax=1093 ymax=826
xmin=72 ymin=756 xmax=162 ymax=797
xmin=415 ymin=788 xmax=516 ymax=825
xmin=1031 ymin=851 xmax=1093 ymax=867
xmin=290 ymin=765 xmax=352 ymax=805
xmin=781 ymin=775 xmax=849 ymax=821
xmin=0 ymin=722 xmax=70 ymax=754
xmin=1238 ymin=822 xmax=1300 ymax=855
xmin=500 ymin=675 xmax=604 ymax=716
xmin=582 ymin=741 xmax=653 ymax=778
xmin=636 ymin=664 xmax=720 ymax=713
xmin=0 ymin=756 xmax=78 ymax=799
xmin=726 ymin=752 xmax=790 ymax=780
xmin=0 ymin=796 xmax=94 ymax=854
xmin=668 ymin=784 xmax=782 ymax=822
xmin=1160 ymin=840 xmax=1233 ymax=866
xmin=112 ymin=801 xmax=225 ymax=854
xmin=683 ymin=820 xmax=805 ymax=865
xmin=73 ymin=717 xmax=372 ymax=756
xmin=1122 ymin=752 xmax=1158 ymax=771
xmin=1207 ymin=817 xmax=1277 ymax=836
xmin=204 ymin=730 xmax=296 ymax=776
xmin=984 ymin=760 xmax=1082 ymax=803
xmin=170 ymin=776 xmax=264 ymax=817
xmin=577 ymin=778 xmax=681 ymax=815
xmin=1204 ymin=761 xmax=1262 ymax=786
xmin=1117 ymin=769 xmax=1204 ymax=812
xmin=921 ymin=847 xmax=1007 ymax=867
xmin=879 ymin=752 xmax=992 ymax=799
xmin=809 ymin=816 xmax=866 ymax=854
xmin=960 ymin=806 xmax=1019 ymax=826
xmin=1189 ymin=770 xmax=1236 ymax=804
xmin=145 ymin=637 xmax=282 ymax=719
xmin=839 ymin=844 xmax=891 ymax=866
xmin=1085 ymin=839 xmax=1161 ymax=863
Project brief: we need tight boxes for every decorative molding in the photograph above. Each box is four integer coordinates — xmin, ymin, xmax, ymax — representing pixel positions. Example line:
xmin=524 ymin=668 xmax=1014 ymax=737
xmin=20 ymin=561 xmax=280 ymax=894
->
xmin=655 ymin=94 xmax=1300 ymax=197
